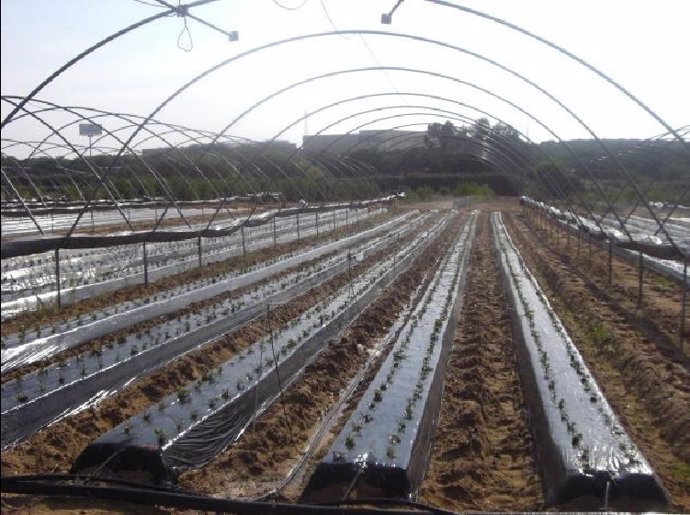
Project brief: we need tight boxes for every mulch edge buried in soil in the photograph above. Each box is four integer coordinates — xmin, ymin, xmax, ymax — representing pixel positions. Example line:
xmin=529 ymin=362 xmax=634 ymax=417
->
xmin=417 ymin=211 xmax=543 ymax=512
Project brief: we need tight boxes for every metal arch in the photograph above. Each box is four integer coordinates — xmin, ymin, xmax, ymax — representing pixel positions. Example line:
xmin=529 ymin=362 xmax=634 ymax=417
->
xmin=0 ymin=0 xmax=223 ymax=128
xmin=1 ymin=97 xmax=138 ymax=242
xmin=9 ymin=102 xmax=227 ymax=222
xmin=422 ymin=0 xmax=689 ymax=148
xmin=114 ymin=27 xmax=672 ymax=249
xmin=309 ymin=111 xmax=528 ymax=195
xmin=294 ymin=98 xmax=605 ymax=230
xmin=341 ymin=123 xmax=539 ymax=201
xmin=1 ymin=97 xmax=189 ymax=230
xmin=185 ymin=62 xmax=633 ymax=243
xmin=241 ymin=68 xmax=608 ymax=229
xmin=310 ymin=112 xmax=584 ymax=224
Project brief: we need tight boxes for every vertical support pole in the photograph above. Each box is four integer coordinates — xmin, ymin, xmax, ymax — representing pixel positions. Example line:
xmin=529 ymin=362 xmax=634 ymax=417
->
xmin=241 ymin=225 xmax=246 ymax=256
xmin=333 ymin=209 xmax=336 ymax=232
xmin=197 ymin=235 xmax=202 ymax=268
xmin=681 ymin=261 xmax=687 ymax=349
xmin=345 ymin=208 xmax=349 ymax=232
xmin=576 ymin=229 xmax=581 ymax=259
xmin=637 ymin=251 xmax=643 ymax=304
xmin=90 ymin=208 xmax=95 ymax=233
xmin=315 ymin=211 xmax=319 ymax=237
xmin=607 ymin=240 xmax=613 ymax=286
xmin=143 ymin=241 xmax=149 ymax=287
xmin=55 ymin=248 xmax=61 ymax=309
xmin=51 ymin=211 xmax=55 ymax=233
xmin=273 ymin=216 xmax=277 ymax=247
xmin=296 ymin=212 xmax=301 ymax=241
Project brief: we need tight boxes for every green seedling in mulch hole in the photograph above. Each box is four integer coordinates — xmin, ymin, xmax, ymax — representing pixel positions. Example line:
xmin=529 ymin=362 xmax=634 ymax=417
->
xmin=154 ymin=428 xmax=167 ymax=447
xmin=124 ymin=422 xmax=132 ymax=435
xmin=572 ymin=433 xmax=583 ymax=447
xmin=130 ymin=346 xmax=139 ymax=356
xmin=221 ymin=389 xmax=230 ymax=400
xmin=177 ymin=388 xmax=190 ymax=404
xmin=190 ymin=411 xmax=198 ymax=421
xmin=374 ymin=390 xmax=383 ymax=403
xmin=332 ymin=451 xmax=345 ymax=463
xmin=143 ymin=412 xmax=151 ymax=422
xmin=344 ymin=435 xmax=355 ymax=450
xmin=17 ymin=393 xmax=28 ymax=403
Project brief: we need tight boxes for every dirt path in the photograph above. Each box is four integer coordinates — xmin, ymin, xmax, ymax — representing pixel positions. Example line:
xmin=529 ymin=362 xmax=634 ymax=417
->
xmin=418 ymin=211 xmax=543 ymax=512
xmin=505 ymin=211 xmax=690 ymax=511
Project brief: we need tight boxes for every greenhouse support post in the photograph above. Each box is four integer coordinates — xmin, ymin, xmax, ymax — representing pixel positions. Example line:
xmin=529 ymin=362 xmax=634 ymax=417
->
xmin=682 ymin=261 xmax=687 ymax=349
xmin=296 ymin=212 xmax=301 ymax=241
xmin=143 ymin=241 xmax=149 ymax=287
xmin=197 ymin=235 xmax=202 ymax=268
xmin=55 ymin=248 xmax=61 ymax=308
xmin=315 ymin=211 xmax=319 ymax=237
xmin=272 ymin=216 xmax=277 ymax=247
xmin=241 ymin=226 xmax=246 ymax=256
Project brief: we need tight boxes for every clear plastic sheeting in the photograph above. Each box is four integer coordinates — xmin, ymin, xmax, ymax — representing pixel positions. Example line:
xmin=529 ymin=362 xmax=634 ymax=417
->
xmin=1 ymin=211 xmax=415 ymax=372
xmin=519 ymin=196 xmax=688 ymax=285
xmin=304 ymin=212 xmax=477 ymax=499
xmin=492 ymin=211 xmax=668 ymax=507
xmin=1 ymin=206 xmax=387 ymax=318
xmin=1 ymin=213 xmax=430 ymax=449
xmin=70 ymin=214 xmax=452 ymax=481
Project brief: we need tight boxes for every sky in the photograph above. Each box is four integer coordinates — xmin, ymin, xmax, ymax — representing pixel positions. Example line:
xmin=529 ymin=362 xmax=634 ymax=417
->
xmin=1 ymin=0 xmax=689 ymax=158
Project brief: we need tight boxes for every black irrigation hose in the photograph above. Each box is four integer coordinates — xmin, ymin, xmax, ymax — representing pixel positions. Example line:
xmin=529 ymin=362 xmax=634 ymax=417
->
xmin=1 ymin=474 xmax=187 ymax=493
xmin=313 ymin=497 xmax=458 ymax=515
xmin=1 ymin=477 xmax=441 ymax=514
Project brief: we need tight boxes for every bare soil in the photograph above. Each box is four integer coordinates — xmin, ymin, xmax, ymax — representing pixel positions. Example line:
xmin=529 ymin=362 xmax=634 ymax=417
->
xmin=418 ymin=211 xmax=543 ymax=512
xmin=505 ymin=210 xmax=690 ymax=511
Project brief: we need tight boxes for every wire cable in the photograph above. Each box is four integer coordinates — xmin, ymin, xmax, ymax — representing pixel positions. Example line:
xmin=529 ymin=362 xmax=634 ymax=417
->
xmin=271 ymin=0 xmax=309 ymax=11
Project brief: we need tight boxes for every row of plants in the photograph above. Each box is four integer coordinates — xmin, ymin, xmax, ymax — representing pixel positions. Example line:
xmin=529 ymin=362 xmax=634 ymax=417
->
xmin=0 ymin=214 xmax=430 ymax=449
xmin=1 ymin=210 xmax=410 ymax=368
xmin=305 ymin=211 xmax=477 ymax=499
xmin=1 ymin=207 xmax=382 ymax=317
xmin=70 ymin=213 xmax=450 ymax=481
xmin=492 ymin=211 xmax=667 ymax=507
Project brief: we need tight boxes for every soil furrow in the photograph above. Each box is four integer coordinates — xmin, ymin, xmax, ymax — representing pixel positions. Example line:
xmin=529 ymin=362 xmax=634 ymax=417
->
xmin=418 ymin=211 xmax=543 ymax=512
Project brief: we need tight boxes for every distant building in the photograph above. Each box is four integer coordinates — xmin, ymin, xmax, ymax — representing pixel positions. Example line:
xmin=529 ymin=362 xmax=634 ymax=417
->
xmin=303 ymin=130 xmax=426 ymax=154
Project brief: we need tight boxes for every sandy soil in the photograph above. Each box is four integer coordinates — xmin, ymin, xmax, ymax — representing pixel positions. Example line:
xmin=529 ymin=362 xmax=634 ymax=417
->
xmin=505 ymin=210 xmax=690 ymax=511
xmin=418 ymin=211 xmax=543 ymax=512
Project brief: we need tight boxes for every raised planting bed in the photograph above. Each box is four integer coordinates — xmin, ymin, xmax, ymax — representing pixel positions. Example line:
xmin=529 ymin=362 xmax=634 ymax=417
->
xmin=1 ymin=207 xmax=385 ymax=319
xmin=70 ymin=214 xmax=453 ymax=482
xmin=1 ymin=211 xmax=415 ymax=372
xmin=491 ymin=211 xmax=668 ymax=507
xmin=0 ymin=213 xmax=428 ymax=449
xmin=302 ymin=211 xmax=478 ymax=499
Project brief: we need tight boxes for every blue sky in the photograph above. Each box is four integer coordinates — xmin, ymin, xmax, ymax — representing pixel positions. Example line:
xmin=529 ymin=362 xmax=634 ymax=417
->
xmin=2 ymin=0 xmax=688 ymax=156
